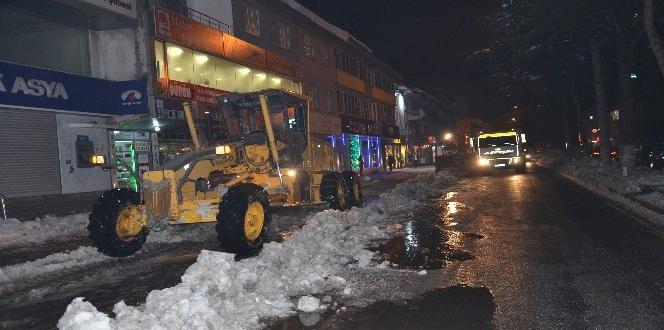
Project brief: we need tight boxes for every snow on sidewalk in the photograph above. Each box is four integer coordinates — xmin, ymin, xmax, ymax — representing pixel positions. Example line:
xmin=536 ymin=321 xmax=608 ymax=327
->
xmin=0 ymin=246 xmax=110 ymax=296
xmin=58 ymin=171 xmax=455 ymax=330
xmin=0 ymin=213 xmax=89 ymax=249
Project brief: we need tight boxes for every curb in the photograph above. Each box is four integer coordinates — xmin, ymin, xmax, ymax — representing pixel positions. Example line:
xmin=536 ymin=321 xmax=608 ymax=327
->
xmin=539 ymin=162 xmax=664 ymax=228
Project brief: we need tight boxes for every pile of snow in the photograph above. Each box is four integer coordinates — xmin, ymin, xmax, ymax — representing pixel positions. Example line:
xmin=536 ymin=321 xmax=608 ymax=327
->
xmin=535 ymin=151 xmax=664 ymax=194
xmin=0 ymin=213 xmax=89 ymax=249
xmin=636 ymin=192 xmax=664 ymax=211
xmin=58 ymin=172 xmax=455 ymax=330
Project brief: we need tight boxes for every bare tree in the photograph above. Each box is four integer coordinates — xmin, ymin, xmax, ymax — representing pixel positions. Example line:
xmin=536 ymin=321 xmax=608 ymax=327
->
xmin=644 ymin=0 xmax=664 ymax=76
xmin=591 ymin=43 xmax=610 ymax=163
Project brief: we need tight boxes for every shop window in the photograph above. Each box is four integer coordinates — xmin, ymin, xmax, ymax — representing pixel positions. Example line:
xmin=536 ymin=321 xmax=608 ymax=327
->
xmin=245 ymin=7 xmax=260 ymax=36
xmin=253 ymin=72 xmax=268 ymax=90
xmin=278 ymin=23 xmax=291 ymax=49
xmin=166 ymin=43 xmax=193 ymax=83
xmin=193 ymin=51 xmax=214 ymax=87
xmin=267 ymin=74 xmax=282 ymax=89
xmin=236 ymin=65 xmax=253 ymax=92
xmin=154 ymin=41 xmax=166 ymax=79
xmin=212 ymin=57 xmax=237 ymax=92
xmin=303 ymin=34 xmax=315 ymax=58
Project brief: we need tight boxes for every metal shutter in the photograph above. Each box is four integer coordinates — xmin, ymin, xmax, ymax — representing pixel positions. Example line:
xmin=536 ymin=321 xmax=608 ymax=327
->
xmin=0 ymin=108 xmax=61 ymax=198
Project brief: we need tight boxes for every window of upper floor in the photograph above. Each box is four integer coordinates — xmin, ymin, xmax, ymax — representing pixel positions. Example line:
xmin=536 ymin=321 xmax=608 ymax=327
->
xmin=303 ymin=33 xmax=315 ymax=58
xmin=278 ymin=23 xmax=291 ymax=49
xmin=245 ymin=6 xmax=260 ymax=36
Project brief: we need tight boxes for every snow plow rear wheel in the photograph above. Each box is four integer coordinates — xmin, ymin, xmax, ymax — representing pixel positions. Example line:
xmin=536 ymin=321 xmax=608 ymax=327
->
xmin=342 ymin=171 xmax=363 ymax=207
xmin=216 ymin=183 xmax=271 ymax=257
xmin=88 ymin=189 xmax=148 ymax=257
xmin=320 ymin=172 xmax=348 ymax=210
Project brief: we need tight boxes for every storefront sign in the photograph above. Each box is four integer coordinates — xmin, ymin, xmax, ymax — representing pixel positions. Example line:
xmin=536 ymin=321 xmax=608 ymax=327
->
xmin=341 ymin=115 xmax=369 ymax=135
xmin=309 ymin=112 xmax=341 ymax=135
xmin=81 ymin=0 xmax=137 ymax=19
xmin=155 ymin=7 xmax=224 ymax=56
xmin=165 ymin=79 xmax=226 ymax=103
xmin=0 ymin=60 xmax=147 ymax=115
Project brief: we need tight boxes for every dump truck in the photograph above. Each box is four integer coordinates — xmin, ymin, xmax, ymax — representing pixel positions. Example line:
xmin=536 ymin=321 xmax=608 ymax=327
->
xmin=88 ymin=90 xmax=362 ymax=257
xmin=474 ymin=131 xmax=527 ymax=174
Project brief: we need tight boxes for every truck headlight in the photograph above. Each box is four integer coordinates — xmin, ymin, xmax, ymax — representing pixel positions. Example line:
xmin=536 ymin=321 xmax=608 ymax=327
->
xmin=478 ymin=158 xmax=490 ymax=166
xmin=512 ymin=157 xmax=522 ymax=163
xmin=287 ymin=169 xmax=297 ymax=177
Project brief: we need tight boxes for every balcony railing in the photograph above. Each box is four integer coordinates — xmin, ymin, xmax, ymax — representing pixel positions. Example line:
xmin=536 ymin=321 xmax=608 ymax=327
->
xmin=188 ymin=7 xmax=233 ymax=35
xmin=155 ymin=0 xmax=233 ymax=35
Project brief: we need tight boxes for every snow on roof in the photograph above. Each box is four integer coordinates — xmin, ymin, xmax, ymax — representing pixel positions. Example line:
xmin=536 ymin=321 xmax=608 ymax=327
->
xmin=280 ymin=0 xmax=373 ymax=53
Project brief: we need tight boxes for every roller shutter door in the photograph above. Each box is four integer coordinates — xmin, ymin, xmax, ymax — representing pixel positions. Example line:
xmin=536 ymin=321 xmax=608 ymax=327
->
xmin=0 ymin=108 xmax=61 ymax=198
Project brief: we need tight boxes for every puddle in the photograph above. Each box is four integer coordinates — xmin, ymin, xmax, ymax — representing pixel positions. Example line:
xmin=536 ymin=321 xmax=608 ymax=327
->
xmin=372 ymin=199 xmax=480 ymax=269
xmin=271 ymin=285 xmax=495 ymax=330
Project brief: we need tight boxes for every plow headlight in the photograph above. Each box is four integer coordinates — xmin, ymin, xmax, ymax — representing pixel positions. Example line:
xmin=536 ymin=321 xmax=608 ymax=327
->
xmin=216 ymin=145 xmax=231 ymax=155
xmin=478 ymin=158 xmax=490 ymax=166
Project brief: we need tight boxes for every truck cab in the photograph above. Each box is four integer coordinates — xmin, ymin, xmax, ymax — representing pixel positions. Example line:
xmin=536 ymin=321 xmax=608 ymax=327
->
xmin=475 ymin=131 xmax=527 ymax=173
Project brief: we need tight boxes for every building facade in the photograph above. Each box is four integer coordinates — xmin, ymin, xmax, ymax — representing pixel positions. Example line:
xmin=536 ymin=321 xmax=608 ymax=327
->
xmin=0 ymin=0 xmax=153 ymax=219
xmin=230 ymin=0 xmax=402 ymax=173
xmin=0 ymin=0 xmax=404 ymax=219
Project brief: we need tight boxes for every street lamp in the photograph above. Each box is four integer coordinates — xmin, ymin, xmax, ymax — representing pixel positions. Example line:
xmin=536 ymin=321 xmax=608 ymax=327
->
xmin=443 ymin=132 xmax=453 ymax=141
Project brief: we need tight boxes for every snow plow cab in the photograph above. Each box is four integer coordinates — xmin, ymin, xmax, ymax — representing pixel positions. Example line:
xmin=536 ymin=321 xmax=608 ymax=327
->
xmin=88 ymin=90 xmax=362 ymax=257
xmin=475 ymin=131 xmax=527 ymax=174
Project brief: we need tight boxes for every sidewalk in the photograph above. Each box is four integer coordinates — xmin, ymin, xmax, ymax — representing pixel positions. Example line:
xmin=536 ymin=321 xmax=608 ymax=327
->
xmin=535 ymin=151 xmax=664 ymax=227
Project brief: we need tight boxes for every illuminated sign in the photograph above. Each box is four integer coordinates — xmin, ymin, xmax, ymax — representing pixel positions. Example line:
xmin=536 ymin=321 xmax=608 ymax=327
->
xmin=0 ymin=60 xmax=147 ymax=115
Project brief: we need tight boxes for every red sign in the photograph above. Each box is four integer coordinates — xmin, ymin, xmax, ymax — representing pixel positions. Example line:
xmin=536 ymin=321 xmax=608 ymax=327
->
xmin=165 ymin=80 xmax=225 ymax=102
xmin=155 ymin=7 xmax=223 ymax=57
xmin=266 ymin=51 xmax=299 ymax=79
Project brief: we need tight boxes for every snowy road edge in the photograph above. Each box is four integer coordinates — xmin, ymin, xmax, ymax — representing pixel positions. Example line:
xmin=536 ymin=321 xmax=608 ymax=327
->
xmin=537 ymin=163 xmax=664 ymax=228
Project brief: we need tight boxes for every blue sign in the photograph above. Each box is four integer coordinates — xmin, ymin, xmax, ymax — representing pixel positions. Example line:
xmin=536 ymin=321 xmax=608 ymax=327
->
xmin=0 ymin=60 xmax=148 ymax=115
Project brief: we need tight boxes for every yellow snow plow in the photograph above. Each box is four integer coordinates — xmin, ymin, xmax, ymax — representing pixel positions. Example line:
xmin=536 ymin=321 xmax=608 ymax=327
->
xmin=88 ymin=90 xmax=362 ymax=257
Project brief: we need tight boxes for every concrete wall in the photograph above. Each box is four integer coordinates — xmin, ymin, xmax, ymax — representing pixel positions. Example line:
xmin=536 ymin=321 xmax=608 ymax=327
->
xmin=89 ymin=28 xmax=139 ymax=80
xmin=56 ymin=113 xmax=114 ymax=194
xmin=0 ymin=28 xmax=90 ymax=75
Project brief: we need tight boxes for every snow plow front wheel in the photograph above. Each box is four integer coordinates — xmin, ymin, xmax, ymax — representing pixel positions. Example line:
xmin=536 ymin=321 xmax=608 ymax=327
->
xmin=216 ymin=183 xmax=271 ymax=257
xmin=88 ymin=189 xmax=148 ymax=257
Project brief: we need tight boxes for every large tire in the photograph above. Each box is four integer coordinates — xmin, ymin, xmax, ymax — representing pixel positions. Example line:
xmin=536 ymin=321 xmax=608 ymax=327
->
xmin=514 ymin=162 xmax=527 ymax=174
xmin=342 ymin=171 xmax=363 ymax=207
xmin=319 ymin=172 xmax=348 ymax=210
xmin=88 ymin=189 xmax=148 ymax=257
xmin=216 ymin=183 xmax=271 ymax=256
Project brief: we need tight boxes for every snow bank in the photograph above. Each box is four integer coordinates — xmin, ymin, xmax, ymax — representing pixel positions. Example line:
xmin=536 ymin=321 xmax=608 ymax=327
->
xmin=58 ymin=172 xmax=455 ymax=330
xmin=0 ymin=213 xmax=89 ymax=249
xmin=0 ymin=246 xmax=109 ymax=295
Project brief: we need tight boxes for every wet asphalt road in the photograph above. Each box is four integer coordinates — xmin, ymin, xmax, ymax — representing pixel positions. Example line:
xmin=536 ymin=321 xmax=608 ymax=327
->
xmin=6 ymin=165 xmax=664 ymax=329
xmin=278 ymin=165 xmax=664 ymax=329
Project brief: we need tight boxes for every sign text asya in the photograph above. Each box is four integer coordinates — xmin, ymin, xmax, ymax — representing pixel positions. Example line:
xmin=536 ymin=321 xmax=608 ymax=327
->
xmin=0 ymin=74 xmax=68 ymax=99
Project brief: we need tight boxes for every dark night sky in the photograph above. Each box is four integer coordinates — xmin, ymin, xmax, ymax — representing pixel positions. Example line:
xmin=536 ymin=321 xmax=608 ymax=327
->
xmin=295 ymin=0 xmax=499 ymax=95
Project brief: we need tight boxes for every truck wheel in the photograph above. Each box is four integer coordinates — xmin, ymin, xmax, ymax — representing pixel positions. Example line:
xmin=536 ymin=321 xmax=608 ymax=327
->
xmin=88 ymin=188 xmax=148 ymax=257
xmin=216 ymin=183 xmax=271 ymax=256
xmin=342 ymin=171 xmax=363 ymax=207
xmin=514 ymin=163 xmax=527 ymax=174
xmin=320 ymin=172 xmax=348 ymax=210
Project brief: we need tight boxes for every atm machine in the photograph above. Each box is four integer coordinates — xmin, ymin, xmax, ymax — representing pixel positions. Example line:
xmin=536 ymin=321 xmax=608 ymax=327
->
xmin=112 ymin=131 xmax=152 ymax=191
